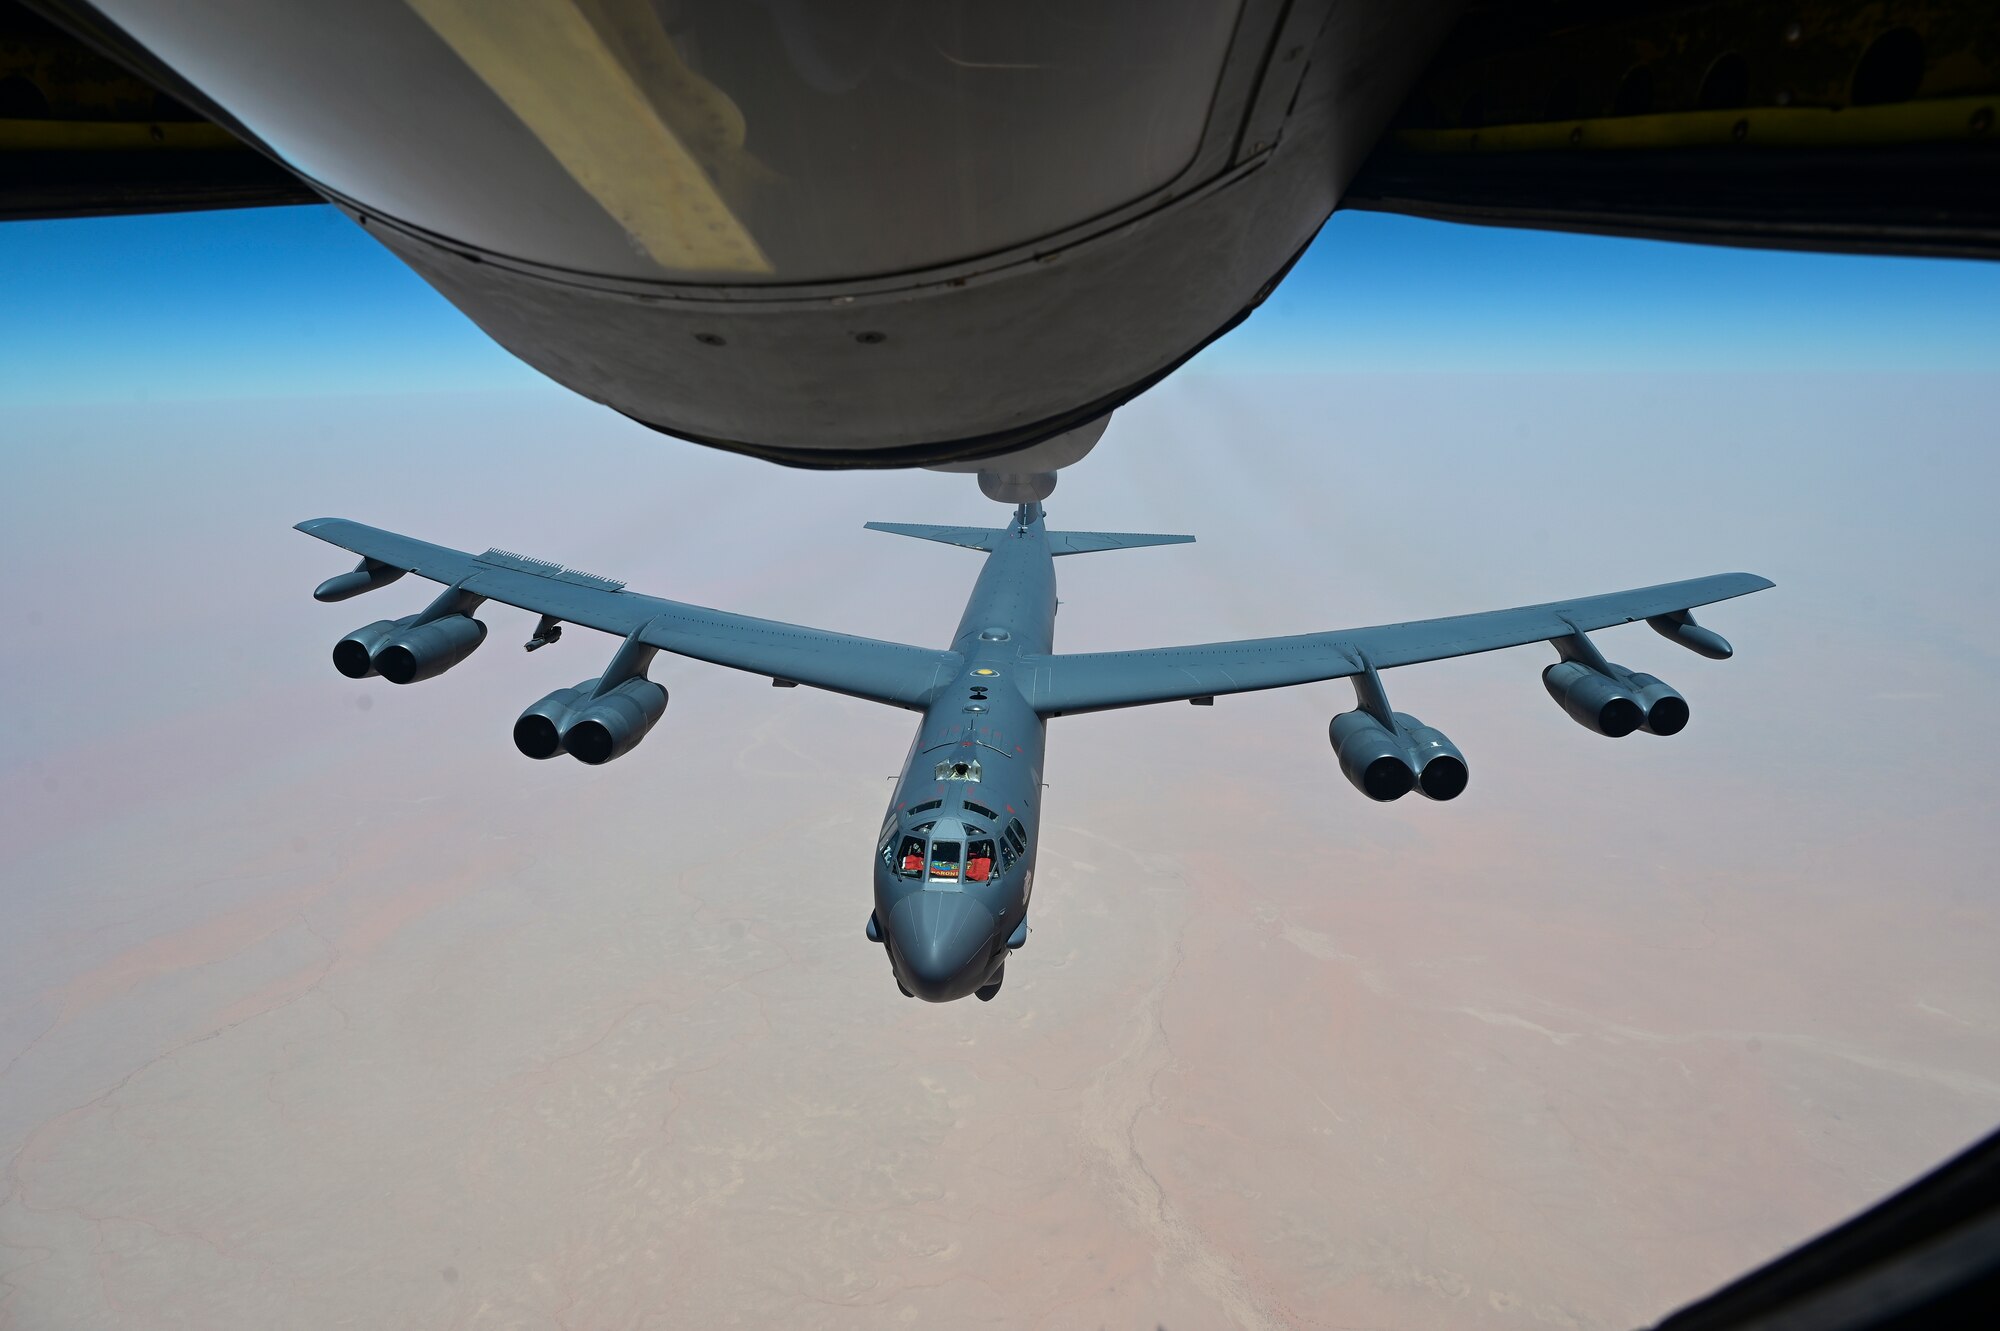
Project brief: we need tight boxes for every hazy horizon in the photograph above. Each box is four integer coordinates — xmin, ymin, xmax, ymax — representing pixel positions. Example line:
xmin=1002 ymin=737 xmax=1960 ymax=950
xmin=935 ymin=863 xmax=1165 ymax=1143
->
xmin=4 ymin=206 xmax=1999 ymax=1329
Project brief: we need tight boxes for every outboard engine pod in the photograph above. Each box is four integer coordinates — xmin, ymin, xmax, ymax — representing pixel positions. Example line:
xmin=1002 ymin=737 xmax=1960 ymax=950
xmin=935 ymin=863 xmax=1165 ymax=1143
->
xmin=513 ymin=681 xmax=595 ymax=759
xmin=1398 ymin=716 xmax=1470 ymax=801
xmin=564 ymin=679 xmax=669 ymax=765
xmin=332 ymin=616 xmax=416 ymax=679
xmin=1543 ymin=661 xmax=1644 ymax=737
xmin=1329 ymin=710 xmax=1416 ymax=802
xmin=375 ymin=614 xmax=488 ymax=685
xmin=1625 ymin=671 xmax=1690 ymax=736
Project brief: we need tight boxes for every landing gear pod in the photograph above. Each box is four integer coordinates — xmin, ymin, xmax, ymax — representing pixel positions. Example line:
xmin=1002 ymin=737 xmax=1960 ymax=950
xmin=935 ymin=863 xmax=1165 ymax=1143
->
xmin=1543 ymin=661 xmax=1645 ymax=737
xmin=564 ymin=679 xmax=670 ymax=765
xmin=374 ymin=614 xmax=488 ymax=685
xmin=332 ymin=616 xmax=416 ymax=679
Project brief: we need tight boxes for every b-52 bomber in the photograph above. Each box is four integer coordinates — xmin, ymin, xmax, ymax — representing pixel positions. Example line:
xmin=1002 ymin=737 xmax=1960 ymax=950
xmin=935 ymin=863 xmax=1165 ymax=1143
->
xmin=299 ymin=505 xmax=1770 ymax=1004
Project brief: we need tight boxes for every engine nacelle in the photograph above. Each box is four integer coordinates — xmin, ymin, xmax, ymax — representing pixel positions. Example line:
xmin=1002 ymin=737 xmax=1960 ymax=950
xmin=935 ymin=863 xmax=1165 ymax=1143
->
xmin=563 ymin=678 xmax=669 ymax=765
xmin=1625 ymin=670 xmax=1690 ymax=736
xmin=513 ymin=682 xmax=595 ymax=759
xmin=1399 ymin=716 xmax=1469 ymax=801
xmin=1329 ymin=711 xmax=1416 ymax=801
xmin=332 ymin=615 xmax=416 ymax=679
xmin=1542 ymin=661 xmax=1645 ymax=737
xmin=373 ymin=614 xmax=488 ymax=685
xmin=1330 ymin=710 xmax=1469 ymax=802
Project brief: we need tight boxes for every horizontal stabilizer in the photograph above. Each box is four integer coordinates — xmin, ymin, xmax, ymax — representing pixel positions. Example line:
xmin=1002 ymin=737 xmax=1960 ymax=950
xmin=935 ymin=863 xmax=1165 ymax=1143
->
xmin=865 ymin=522 xmax=1194 ymax=555
xmin=863 ymin=522 xmax=1005 ymax=552
xmin=1045 ymin=530 xmax=1194 ymax=556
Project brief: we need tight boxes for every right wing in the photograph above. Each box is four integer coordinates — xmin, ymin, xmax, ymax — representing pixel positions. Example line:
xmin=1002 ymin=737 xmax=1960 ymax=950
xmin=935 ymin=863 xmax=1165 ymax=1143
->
xmin=1020 ymin=573 xmax=1773 ymax=716
xmin=297 ymin=519 xmax=959 ymax=710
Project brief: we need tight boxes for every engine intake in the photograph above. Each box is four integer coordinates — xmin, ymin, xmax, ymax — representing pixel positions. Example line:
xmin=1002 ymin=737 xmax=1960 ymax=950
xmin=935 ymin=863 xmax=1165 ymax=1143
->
xmin=1626 ymin=671 xmax=1690 ymax=736
xmin=332 ymin=616 xmax=416 ymax=679
xmin=513 ymin=682 xmax=593 ymax=759
xmin=1402 ymin=720 xmax=1469 ymax=801
xmin=514 ymin=677 xmax=668 ymax=765
xmin=373 ymin=614 xmax=488 ymax=684
xmin=1330 ymin=710 xmax=1468 ymax=802
xmin=1543 ymin=661 xmax=1644 ymax=737
xmin=565 ymin=679 xmax=669 ymax=764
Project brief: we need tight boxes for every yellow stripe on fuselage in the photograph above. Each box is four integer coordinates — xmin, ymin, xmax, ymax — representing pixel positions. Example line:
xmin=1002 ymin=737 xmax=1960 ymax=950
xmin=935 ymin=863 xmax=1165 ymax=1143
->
xmin=406 ymin=0 xmax=771 ymax=274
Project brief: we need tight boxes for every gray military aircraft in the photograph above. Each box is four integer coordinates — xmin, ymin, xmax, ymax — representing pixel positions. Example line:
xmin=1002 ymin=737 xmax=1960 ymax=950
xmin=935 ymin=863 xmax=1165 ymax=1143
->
xmin=299 ymin=505 xmax=1770 ymax=1004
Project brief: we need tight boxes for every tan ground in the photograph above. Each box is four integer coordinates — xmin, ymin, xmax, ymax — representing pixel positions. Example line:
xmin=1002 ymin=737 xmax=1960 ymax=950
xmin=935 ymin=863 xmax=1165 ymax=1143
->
xmin=3 ymin=374 xmax=1996 ymax=1329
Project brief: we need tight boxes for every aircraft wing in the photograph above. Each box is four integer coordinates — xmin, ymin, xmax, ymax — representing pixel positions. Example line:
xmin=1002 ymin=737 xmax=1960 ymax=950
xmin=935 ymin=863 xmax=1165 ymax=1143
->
xmin=296 ymin=519 xmax=959 ymax=710
xmin=1018 ymin=573 xmax=1773 ymax=716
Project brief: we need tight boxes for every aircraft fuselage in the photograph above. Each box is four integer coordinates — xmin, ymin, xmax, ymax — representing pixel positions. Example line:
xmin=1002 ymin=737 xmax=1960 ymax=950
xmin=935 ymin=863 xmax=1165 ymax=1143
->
xmin=870 ymin=507 xmax=1057 ymax=1002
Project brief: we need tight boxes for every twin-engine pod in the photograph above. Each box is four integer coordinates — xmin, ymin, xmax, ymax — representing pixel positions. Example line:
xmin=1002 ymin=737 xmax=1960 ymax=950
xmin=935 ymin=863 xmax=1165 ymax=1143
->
xmin=1329 ymin=709 xmax=1468 ymax=802
xmin=514 ymin=677 xmax=669 ymax=765
xmin=333 ymin=611 xmax=488 ymax=683
xmin=332 ymin=616 xmax=415 ymax=679
xmin=1542 ymin=661 xmax=1687 ymax=736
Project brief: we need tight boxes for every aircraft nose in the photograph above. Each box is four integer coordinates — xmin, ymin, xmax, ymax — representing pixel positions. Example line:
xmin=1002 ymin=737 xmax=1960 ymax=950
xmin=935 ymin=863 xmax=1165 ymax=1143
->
xmin=888 ymin=891 xmax=998 ymax=1002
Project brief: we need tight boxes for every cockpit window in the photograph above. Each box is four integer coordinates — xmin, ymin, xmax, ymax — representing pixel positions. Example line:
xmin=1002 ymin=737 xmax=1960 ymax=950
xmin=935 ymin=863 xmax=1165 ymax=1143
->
xmin=906 ymin=799 xmax=942 ymax=816
xmin=963 ymin=800 xmax=998 ymax=821
xmin=929 ymin=840 xmax=962 ymax=881
xmin=1005 ymin=819 xmax=1028 ymax=856
xmin=895 ymin=834 xmax=926 ymax=878
xmin=966 ymin=839 xmax=997 ymax=882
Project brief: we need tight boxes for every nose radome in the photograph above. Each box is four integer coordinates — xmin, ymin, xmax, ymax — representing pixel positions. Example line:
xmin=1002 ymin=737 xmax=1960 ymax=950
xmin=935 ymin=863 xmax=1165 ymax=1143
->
xmin=889 ymin=891 xmax=997 ymax=1002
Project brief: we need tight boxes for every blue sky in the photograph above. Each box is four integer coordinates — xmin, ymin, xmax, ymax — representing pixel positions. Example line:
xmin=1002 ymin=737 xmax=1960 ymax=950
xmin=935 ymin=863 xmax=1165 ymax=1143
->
xmin=0 ymin=203 xmax=1996 ymax=404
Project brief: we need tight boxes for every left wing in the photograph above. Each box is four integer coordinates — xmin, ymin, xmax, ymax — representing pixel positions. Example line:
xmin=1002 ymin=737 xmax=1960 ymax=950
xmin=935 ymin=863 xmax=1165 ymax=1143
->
xmin=297 ymin=519 xmax=959 ymax=709
xmin=1020 ymin=573 xmax=1773 ymax=716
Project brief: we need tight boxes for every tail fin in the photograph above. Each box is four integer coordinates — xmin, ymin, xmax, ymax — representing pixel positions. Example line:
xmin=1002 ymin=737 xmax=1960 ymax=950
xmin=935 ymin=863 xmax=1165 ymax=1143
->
xmin=864 ymin=521 xmax=1194 ymax=555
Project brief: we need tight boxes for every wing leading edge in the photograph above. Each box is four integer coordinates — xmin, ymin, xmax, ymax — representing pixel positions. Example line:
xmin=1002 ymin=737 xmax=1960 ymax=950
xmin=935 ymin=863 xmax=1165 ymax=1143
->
xmin=296 ymin=519 xmax=959 ymax=710
xmin=1018 ymin=573 xmax=1774 ymax=716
